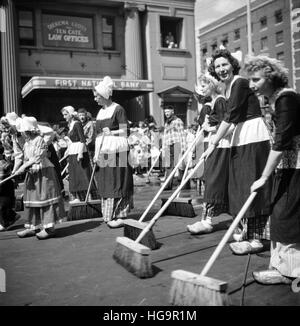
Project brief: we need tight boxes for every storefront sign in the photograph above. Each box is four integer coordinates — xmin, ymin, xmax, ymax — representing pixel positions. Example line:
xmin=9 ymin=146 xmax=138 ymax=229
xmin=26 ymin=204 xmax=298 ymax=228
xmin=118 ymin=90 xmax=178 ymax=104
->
xmin=22 ymin=77 xmax=154 ymax=98
xmin=42 ymin=14 xmax=94 ymax=48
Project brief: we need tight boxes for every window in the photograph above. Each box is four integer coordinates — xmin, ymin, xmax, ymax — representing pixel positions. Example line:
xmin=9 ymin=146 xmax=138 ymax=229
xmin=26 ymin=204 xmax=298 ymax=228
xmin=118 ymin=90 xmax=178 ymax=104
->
xmin=277 ymin=52 xmax=284 ymax=61
xmin=211 ymin=40 xmax=217 ymax=52
xmin=102 ymin=16 xmax=115 ymax=50
xmin=160 ymin=16 xmax=183 ymax=48
xmin=18 ymin=9 xmax=35 ymax=46
xmin=275 ymin=9 xmax=283 ymax=24
xmin=276 ymin=31 xmax=284 ymax=44
xmin=261 ymin=36 xmax=268 ymax=50
xmin=260 ymin=16 xmax=267 ymax=29
xmin=201 ymin=45 xmax=207 ymax=56
xmin=221 ymin=34 xmax=228 ymax=47
xmin=234 ymin=28 xmax=240 ymax=40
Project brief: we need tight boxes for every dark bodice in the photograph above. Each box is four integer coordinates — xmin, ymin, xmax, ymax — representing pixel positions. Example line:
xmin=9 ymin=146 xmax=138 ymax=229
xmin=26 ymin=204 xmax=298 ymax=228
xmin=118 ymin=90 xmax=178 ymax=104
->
xmin=224 ymin=77 xmax=262 ymax=124
xmin=273 ymin=91 xmax=300 ymax=151
xmin=68 ymin=121 xmax=86 ymax=143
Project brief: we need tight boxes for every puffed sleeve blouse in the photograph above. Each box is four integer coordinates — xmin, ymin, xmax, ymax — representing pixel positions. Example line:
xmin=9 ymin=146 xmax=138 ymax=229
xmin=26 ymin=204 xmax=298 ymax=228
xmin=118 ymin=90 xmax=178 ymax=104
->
xmin=273 ymin=91 xmax=300 ymax=151
xmin=224 ymin=77 xmax=261 ymax=124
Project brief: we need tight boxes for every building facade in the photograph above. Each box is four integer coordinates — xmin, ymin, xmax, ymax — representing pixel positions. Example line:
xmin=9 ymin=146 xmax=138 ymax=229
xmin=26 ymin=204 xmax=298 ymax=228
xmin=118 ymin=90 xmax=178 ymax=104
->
xmin=0 ymin=0 xmax=197 ymax=126
xmin=198 ymin=0 xmax=300 ymax=91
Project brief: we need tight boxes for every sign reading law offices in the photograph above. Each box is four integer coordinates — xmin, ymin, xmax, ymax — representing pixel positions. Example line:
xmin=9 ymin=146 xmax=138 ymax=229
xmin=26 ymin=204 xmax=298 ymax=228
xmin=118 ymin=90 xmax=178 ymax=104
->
xmin=42 ymin=14 xmax=94 ymax=48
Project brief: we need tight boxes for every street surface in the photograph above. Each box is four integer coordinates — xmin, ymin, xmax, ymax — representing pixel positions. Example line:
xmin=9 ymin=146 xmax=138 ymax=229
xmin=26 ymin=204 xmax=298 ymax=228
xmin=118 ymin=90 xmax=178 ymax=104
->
xmin=0 ymin=175 xmax=300 ymax=306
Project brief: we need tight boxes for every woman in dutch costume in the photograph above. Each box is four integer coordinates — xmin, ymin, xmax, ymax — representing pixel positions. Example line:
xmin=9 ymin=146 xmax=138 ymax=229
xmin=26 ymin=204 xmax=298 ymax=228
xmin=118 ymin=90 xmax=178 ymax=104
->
xmin=61 ymin=106 xmax=97 ymax=203
xmin=187 ymin=73 xmax=233 ymax=235
xmin=202 ymin=49 xmax=272 ymax=255
xmin=247 ymin=55 xmax=300 ymax=284
xmin=15 ymin=117 xmax=64 ymax=239
xmin=93 ymin=76 xmax=133 ymax=228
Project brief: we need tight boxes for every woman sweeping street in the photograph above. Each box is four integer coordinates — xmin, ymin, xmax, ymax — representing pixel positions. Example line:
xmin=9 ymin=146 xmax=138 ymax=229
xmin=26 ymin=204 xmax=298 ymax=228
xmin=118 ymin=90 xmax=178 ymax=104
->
xmin=61 ymin=106 xmax=97 ymax=203
xmin=246 ymin=55 xmax=300 ymax=284
xmin=93 ymin=76 xmax=133 ymax=228
xmin=187 ymin=73 xmax=232 ymax=235
xmin=202 ymin=49 xmax=272 ymax=255
xmin=14 ymin=117 xmax=64 ymax=239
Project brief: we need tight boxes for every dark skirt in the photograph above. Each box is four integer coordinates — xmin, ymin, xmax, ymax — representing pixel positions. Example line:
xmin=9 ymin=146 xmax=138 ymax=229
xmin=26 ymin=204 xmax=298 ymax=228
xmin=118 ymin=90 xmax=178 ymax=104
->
xmin=203 ymin=147 xmax=230 ymax=205
xmin=271 ymin=169 xmax=300 ymax=243
xmin=68 ymin=152 xmax=95 ymax=193
xmin=95 ymin=151 xmax=133 ymax=198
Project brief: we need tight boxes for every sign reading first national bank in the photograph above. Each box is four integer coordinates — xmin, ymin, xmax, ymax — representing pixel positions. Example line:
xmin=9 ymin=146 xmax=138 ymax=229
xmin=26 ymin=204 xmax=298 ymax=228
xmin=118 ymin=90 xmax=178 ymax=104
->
xmin=42 ymin=14 xmax=94 ymax=49
xmin=21 ymin=77 xmax=154 ymax=98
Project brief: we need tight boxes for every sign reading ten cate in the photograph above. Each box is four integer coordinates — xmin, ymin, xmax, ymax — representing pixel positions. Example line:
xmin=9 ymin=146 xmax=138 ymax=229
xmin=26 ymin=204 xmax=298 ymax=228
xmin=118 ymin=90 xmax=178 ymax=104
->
xmin=42 ymin=14 xmax=94 ymax=49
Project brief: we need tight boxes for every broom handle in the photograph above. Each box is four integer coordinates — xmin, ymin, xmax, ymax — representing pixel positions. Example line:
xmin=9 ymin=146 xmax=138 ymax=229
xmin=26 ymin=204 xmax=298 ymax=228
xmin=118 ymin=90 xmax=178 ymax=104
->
xmin=147 ymin=149 xmax=162 ymax=178
xmin=135 ymin=157 xmax=205 ymax=244
xmin=84 ymin=163 xmax=97 ymax=203
xmin=200 ymin=191 xmax=257 ymax=277
xmin=138 ymin=127 xmax=204 ymax=223
xmin=84 ymin=133 xmax=105 ymax=203
xmin=176 ymin=152 xmax=192 ymax=198
xmin=59 ymin=155 xmax=68 ymax=164
xmin=0 ymin=173 xmax=18 ymax=186
xmin=61 ymin=162 xmax=69 ymax=176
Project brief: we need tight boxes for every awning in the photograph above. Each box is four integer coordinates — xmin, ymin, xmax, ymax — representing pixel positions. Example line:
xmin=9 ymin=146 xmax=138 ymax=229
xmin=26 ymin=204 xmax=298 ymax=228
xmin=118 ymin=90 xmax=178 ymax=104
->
xmin=21 ymin=76 xmax=154 ymax=98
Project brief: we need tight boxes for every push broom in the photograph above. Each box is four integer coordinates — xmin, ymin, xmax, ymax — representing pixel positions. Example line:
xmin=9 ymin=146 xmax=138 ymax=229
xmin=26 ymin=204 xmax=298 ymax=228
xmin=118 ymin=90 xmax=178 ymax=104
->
xmin=169 ymin=191 xmax=257 ymax=306
xmin=122 ymin=128 xmax=204 ymax=249
xmin=67 ymin=136 xmax=105 ymax=221
xmin=67 ymin=162 xmax=102 ymax=220
xmin=113 ymin=157 xmax=205 ymax=278
xmin=161 ymin=145 xmax=196 ymax=217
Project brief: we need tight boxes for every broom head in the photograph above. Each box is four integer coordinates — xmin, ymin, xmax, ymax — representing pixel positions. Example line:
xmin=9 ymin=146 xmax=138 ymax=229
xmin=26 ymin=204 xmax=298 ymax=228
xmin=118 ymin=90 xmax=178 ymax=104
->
xmin=113 ymin=236 xmax=154 ymax=278
xmin=160 ymin=197 xmax=196 ymax=217
xmin=170 ymin=270 xmax=230 ymax=306
xmin=67 ymin=202 xmax=102 ymax=221
xmin=123 ymin=219 xmax=159 ymax=250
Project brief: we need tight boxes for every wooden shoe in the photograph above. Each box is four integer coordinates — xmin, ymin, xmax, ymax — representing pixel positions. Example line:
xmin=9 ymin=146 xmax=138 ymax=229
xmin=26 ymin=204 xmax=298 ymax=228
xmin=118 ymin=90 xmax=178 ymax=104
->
xmin=229 ymin=240 xmax=263 ymax=255
xmin=187 ymin=220 xmax=213 ymax=235
xmin=107 ymin=219 xmax=124 ymax=228
xmin=36 ymin=228 xmax=55 ymax=240
xmin=253 ymin=269 xmax=292 ymax=285
xmin=17 ymin=229 xmax=37 ymax=238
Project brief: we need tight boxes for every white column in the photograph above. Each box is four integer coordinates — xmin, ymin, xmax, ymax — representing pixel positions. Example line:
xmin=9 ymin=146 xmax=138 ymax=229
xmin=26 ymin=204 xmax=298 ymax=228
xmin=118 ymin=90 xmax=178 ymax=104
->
xmin=124 ymin=2 xmax=145 ymax=121
xmin=124 ymin=2 xmax=144 ymax=79
xmin=0 ymin=0 xmax=21 ymax=114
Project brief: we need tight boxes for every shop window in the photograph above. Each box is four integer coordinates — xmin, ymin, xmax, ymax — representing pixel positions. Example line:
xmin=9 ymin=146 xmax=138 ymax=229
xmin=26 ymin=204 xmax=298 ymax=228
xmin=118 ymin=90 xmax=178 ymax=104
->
xmin=260 ymin=16 xmax=267 ymax=29
xmin=234 ymin=28 xmax=240 ymax=40
xmin=102 ymin=16 xmax=115 ymax=50
xmin=260 ymin=36 xmax=268 ymax=51
xmin=275 ymin=9 xmax=283 ymax=24
xmin=277 ymin=52 xmax=284 ymax=61
xmin=276 ymin=31 xmax=284 ymax=45
xmin=160 ymin=16 xmax=183 ymax=49
xmin=18 ymin=9 xmax=35 ymax=46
